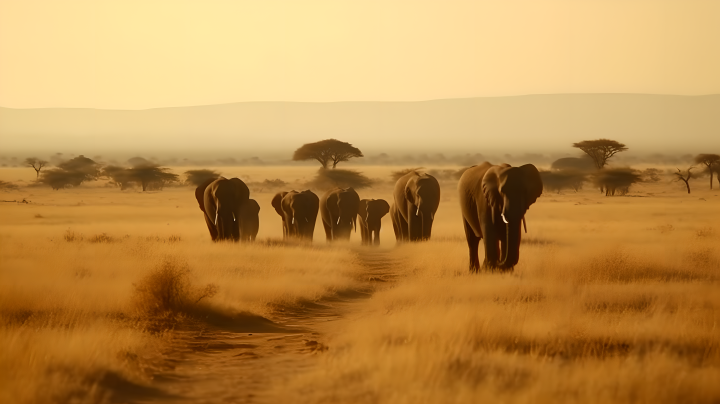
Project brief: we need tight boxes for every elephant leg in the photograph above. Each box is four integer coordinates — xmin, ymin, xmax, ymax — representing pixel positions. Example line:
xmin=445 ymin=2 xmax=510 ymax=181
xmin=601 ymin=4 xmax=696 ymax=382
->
xmin=463 ymin=219 xmax=481 ymax=272
xmin=322 ymin=220 xmax=332 ymax=241
xmin=203 ymin=213 xmax=219 ymax=241
xmin=391 ymin=214 xmax=401 ymax=242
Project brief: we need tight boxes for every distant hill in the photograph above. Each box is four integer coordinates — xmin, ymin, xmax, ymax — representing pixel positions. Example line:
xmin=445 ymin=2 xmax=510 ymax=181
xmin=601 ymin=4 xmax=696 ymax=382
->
xmin=1 ymin=94 xmax=718 ymax=156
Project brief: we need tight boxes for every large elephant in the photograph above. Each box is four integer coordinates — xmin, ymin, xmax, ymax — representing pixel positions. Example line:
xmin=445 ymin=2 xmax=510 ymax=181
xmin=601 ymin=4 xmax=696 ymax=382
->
xmin=458 ymin=162 xmax=543 ymax=272
xmin=281 ymin=190 xmax=319 ymax=241
xmin=195 ymin=177 xmax=250 ymax=241
xmin=320 ymin=187 xmax=360 ymax=241
xmin=271 ymin=191 xmax=289 ymax=239
xmin=238 ymin=198 xmax=260 ymax=242
xmin=358 ymin=199 xmax=390 ymax=246
xmin=391 ymin=171 xmax=440 ymax=241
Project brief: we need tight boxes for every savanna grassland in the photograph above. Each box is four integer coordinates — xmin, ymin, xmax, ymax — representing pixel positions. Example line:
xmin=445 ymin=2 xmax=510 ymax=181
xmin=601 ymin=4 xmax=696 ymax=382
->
xmin=1 ymin=165 xmax=719 ymax=404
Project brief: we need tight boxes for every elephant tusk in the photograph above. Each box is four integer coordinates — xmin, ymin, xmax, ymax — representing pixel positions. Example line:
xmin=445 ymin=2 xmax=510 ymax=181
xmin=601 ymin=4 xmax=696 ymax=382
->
xmin=501 ymin=213 xmax=509 ymax=224
xmin=522 ymin=216 xmax=527 ymax=233
xmin=305 ymin=217 xmax=309 ymax=223
xmin=232 ymin=212 xmax=236 ymax=222
xmin=337 ymin=217 xmax=341 ymax=225
xmin=292 ymin=217 xmax=295 ymax=225
xmin=430 ymin=212 xmax=434 ymax=221
xmin=416 ymin=207 xmax=420 ymax=216
xmin=215 ymin=212 xmax=219 ymax=226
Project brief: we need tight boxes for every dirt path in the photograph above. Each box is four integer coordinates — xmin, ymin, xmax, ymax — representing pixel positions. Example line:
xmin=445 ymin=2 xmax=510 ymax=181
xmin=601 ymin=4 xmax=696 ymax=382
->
xmin=136 ymin=248 xmax=402 ymax=404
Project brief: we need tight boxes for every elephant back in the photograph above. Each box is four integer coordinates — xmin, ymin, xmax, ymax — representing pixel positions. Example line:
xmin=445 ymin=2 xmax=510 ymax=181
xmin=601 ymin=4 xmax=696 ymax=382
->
xmin=228 ymin=178 xmax=250 ymax=204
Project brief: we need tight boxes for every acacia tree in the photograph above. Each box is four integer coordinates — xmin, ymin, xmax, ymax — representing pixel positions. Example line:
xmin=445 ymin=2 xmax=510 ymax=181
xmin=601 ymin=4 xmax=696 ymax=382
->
xmin=694 ymin=153 xmax=720 ymax=189
xmin=40 ymin=155 xmax=101 ymax=190
xmin=128 ymin=164 xmax=179 ymax=191
xmin=24 ymin=157 xmax=49 ymax=179
xmin=674 ymin=167 xmax=694 ymax=194
xmin=572 ymin=139 xmax=628 ymax=169
xmin=293 ymin=139 xmax=363 ymax=168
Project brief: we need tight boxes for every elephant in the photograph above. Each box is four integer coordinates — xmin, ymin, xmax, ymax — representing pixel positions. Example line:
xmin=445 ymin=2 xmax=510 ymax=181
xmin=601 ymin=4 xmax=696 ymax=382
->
xmin=320 ymin=187 xmax=360 ymax=241
xmin=457 ymin=162 xmax=543 ymax=272
xmin=280 ymin=190 xmax=319 ymax=241
xmin=271 ymin=191 xmax=289 ymax=239
xmin=195 ymin=177 xmax=250 ymax=241
xmin=391 ymin=171 xmax=440 ymax=242
xmin=358 ymin=199 xmax=390 ymax=246
xmin=238 ymin=198 xmax=260 ymax=241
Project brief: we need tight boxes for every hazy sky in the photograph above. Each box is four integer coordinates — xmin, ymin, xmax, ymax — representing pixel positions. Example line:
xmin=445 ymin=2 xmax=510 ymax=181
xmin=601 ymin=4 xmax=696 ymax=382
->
xmin=1 ymin=1 xmax=719 ymax=109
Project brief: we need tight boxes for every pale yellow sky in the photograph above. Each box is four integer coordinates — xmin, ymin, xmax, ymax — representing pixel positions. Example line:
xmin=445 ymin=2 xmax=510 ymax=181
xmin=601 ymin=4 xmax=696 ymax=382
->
xmin=1 ymin=0 xmax=719 ymax=109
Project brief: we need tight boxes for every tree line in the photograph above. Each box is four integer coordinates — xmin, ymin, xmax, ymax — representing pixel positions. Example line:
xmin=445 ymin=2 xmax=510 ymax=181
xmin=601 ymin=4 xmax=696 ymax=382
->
xmin=531 ymin=139 xmax=719 ymax=195
xmin=23 ymin=155 xmax=224 ymax=191
xmin=20 ymin=138 xmax=719 ymax=194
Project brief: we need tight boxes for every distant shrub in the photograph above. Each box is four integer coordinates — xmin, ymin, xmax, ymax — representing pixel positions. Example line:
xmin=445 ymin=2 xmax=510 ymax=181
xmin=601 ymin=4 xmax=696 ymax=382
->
xmin=427 ymin=167 xmax=470 ymax=182
xmin=390 ymin=167 xmax=424 ymax=181
xmin=41 ymin=169 xmax=87 ymax=190
xmin=641 ymin=168 xmax=663 ymax=182
xmin=247 ymin=178 xmax=288 ymax=192
xmin=540 ymin=170 xmax=587 ymax=193
xmin=592 ymin=167 xmax=642 ymax=196
xmin=0 ymin=180 xmax=19 ymax=191
xmin=307 ymin=169 xmax=373 ymax=190
xmin=550 ymin=156 xmax=595 ymax=172
xmin=63 ymin=229 xmax=83 ymax=242
xmin=184 ymin=169 xmax=221 ymax=186
xmin=88 ymin=233 xmax=115 ymax=243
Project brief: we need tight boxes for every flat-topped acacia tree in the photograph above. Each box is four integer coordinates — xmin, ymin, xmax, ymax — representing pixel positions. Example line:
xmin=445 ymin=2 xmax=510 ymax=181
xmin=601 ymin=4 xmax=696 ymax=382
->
xmin=292 ymin=139 xmax=363 ymax=168
xmin=572 ymin=139 xmax=628 ymax=169
xmin=694 ymin=153 xmax=720 ymax=189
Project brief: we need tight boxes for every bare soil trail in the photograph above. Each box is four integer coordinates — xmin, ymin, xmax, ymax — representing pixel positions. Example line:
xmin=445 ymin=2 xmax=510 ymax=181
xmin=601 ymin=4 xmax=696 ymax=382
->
xmin=138 ymin=247 xmax=403 ymax=404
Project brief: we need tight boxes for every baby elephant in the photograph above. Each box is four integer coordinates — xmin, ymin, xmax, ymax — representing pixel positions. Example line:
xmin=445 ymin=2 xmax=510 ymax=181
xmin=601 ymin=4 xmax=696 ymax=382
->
xmin=238 ymin=199 xmax=260 ymax=242
xmin=358 ymin=199 xmax=390 ymax=246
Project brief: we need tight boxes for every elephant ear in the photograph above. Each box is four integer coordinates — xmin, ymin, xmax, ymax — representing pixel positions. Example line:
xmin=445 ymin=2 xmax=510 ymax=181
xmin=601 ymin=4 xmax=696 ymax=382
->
xmin=481 ymin=169 xmax=502 ymax=210
xmin=194 ymin=178 xmax=216 ymax=212
xmin=271 ymin=192 xmax=286 ymax=216
xmin=520 ymin=164 xmax=543 ymax=208
xmin=378 ymin=199 xmax=390 ymax=217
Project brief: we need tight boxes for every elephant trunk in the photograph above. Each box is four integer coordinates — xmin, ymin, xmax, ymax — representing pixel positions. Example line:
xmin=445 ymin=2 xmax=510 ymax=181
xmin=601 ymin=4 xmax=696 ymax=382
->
xmin=421 ymin=211 xmax=433 ymax=240
xmin=500 ymin=220 xmax=522 ymax=269
xmin=216 ymin=210 xmax=237 ymax=241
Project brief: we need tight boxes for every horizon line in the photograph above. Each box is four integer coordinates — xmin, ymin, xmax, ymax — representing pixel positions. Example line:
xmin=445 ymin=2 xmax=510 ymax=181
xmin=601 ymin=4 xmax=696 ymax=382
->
xmin=2 ymin=92 xmax=718 ymax=112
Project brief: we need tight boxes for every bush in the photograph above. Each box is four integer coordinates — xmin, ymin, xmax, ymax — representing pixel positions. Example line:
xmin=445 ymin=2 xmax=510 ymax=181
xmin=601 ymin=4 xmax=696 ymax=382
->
xmin=132 ymin=259 xmax=191 ymax=315
xmin=184 ymin=169 xmax=221 ymax=186
xmin=390 ymin=167 xmax=424 ymax=181
xmin=0 ymin=180 xmax=19 ymax=191
xmin=132 ymin=259 xmax=219 ymax=317
xmin=592 ymin=167 xmax=642 ymax=196
xmin=540 ymin=170 xmax=587 ymax=193
xmin=307 ymin=168 xmax=373 ymax=190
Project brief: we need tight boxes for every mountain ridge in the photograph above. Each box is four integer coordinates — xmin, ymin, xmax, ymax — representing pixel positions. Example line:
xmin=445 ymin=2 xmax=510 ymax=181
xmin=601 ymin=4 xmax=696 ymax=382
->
xmin=2 ymin=94 xmax=718 ymax=155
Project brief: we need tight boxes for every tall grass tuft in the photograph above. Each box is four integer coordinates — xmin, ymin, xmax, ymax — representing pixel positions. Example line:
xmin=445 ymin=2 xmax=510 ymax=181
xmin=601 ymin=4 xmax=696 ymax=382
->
xmin=132 ymin=259 xmax=192 ymax=316
xmin=131 ymin=258 xmax=219 ymax=319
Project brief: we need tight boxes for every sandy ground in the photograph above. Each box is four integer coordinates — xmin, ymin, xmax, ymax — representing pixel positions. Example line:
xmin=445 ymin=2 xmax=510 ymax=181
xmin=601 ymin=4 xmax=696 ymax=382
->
xmin=1 ymin=165 xmax=719 ymax=403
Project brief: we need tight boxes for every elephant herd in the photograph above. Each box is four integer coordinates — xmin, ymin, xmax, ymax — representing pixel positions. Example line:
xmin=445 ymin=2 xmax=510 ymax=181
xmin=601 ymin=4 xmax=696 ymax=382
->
xmin=195 ymin=162 xmax=544 ymax=272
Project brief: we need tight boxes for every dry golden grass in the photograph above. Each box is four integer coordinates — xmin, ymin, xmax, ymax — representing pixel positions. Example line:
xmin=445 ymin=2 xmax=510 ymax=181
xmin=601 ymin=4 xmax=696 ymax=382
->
xmin=1 ymin=165 xmax=718 ymax=403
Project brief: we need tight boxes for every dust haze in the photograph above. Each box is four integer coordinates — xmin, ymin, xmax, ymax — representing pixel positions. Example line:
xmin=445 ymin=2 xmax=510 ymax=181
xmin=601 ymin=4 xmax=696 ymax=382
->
xmin=3 ymin=1 xmax=720 ymax=402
